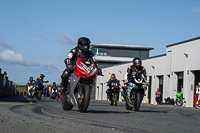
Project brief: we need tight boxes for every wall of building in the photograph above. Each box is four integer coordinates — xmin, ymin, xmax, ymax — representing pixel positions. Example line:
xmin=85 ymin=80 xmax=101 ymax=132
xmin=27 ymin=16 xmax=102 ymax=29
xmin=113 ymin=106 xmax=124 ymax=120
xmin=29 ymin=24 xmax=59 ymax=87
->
xmin=95 ymin=37 xmax=200 ymax=108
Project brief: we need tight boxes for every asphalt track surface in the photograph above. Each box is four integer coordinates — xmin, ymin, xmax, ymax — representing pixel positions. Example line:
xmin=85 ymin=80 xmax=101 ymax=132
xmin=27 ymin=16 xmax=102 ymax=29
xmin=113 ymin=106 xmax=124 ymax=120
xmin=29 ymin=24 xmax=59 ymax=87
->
xmin=0 ymin=95 xmax=199 ymax=133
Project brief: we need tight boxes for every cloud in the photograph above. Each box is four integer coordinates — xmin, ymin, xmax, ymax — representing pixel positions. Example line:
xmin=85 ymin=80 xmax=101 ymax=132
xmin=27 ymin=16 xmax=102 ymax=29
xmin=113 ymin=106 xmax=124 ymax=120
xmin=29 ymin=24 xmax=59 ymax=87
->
xmin=35 ymin=34 xmax=47 ymax=41
xmin=0 ymin=39 xmax=12 ymax=49
xmin=0 ymin=50 xmax=62 ymax=73
xmin=56 ymin=32 xmax=76 ymax=45
xmin=192 ymin=7 xmax=200 ymax=13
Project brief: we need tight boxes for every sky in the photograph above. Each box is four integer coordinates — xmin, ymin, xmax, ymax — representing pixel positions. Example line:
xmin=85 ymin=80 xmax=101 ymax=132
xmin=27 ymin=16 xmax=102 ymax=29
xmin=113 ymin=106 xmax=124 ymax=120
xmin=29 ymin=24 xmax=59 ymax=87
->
xmin=0 ymin=0 xmax=200 ymax=85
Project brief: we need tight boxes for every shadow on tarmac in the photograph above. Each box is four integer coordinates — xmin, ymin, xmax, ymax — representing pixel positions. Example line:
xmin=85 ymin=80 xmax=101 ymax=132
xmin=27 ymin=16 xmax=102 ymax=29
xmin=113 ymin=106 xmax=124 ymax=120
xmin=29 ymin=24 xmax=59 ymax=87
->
xmin=138 ymin=110 xmax=168 ymax=113
xmin=86 ymin=110 xmax=132 ymax=114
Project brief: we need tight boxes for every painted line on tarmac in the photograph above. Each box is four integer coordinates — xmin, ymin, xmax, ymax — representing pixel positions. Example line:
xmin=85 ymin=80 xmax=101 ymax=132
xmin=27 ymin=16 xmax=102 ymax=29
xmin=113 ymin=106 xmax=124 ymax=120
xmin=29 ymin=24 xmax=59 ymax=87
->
xmin=0 ymin=102 xmax=33 ymax=105
xmin=27 ymin=99 xmax=33 ymax=104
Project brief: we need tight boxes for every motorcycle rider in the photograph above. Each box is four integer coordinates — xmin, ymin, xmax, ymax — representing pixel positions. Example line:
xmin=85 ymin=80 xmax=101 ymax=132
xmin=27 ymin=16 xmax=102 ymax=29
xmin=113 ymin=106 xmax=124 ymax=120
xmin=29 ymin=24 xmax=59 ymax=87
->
xmin=175 ymin=90 xmax=183 ymax=105
xmin=26 ymin=77 xmax=35 ymax=97
xmin=196 ymin=82 xmax=200 ymax=108
xmin=26 ymin=77 xmax=35 ymax=90
xmin=127 ymin=57 xmax=147 ymax=81
xmin=35 ymin=74 xmax=49 ymax=84
xmin=61 ymin=37 xmax=102 ymax=93
xmin=51 ymin=82 xmax=58 ymax=98
xmin=125 ymin=57 xmax=147 ymax=97
xmin=106 ymin=74 xmax=121 ymax=101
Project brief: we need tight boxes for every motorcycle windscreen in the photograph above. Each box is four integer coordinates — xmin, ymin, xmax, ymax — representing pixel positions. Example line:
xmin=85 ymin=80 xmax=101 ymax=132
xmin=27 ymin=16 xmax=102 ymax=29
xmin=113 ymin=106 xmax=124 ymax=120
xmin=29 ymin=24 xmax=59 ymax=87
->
xmin=78 ymin=57 xmax=93 ymax=67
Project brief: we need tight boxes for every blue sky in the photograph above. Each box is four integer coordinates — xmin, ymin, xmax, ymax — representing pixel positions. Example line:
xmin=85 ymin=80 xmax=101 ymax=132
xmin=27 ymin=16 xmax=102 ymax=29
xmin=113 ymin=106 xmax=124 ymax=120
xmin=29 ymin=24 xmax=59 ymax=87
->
xmin=0 ymin=0 xmax=200 ymax=85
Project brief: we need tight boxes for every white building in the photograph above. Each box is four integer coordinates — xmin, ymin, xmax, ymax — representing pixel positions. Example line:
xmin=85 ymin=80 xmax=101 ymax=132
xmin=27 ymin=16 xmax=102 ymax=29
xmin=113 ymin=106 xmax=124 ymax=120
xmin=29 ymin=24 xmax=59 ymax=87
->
xmin=95 ymin=36 xmax=200 ymax=107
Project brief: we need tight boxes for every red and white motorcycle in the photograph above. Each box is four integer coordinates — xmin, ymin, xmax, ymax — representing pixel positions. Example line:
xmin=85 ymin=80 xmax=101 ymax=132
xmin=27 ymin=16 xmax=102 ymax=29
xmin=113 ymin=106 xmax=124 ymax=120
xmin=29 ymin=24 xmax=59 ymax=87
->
xmin=62 ymin=57 xmax=101 ymax=112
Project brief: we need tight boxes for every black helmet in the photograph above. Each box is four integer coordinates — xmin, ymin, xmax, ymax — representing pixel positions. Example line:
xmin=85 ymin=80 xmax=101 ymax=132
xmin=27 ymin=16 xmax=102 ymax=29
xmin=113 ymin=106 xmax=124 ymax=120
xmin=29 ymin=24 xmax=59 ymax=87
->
xmin=77 ymin=37 xmax=91 ymax=52
xmin=29 ymin=77 xmax=33 ymax=80
xmin=40 ymin=74 xmax=45 ymax=79
xmin=133 ymin=57 xmax=142 ymax=68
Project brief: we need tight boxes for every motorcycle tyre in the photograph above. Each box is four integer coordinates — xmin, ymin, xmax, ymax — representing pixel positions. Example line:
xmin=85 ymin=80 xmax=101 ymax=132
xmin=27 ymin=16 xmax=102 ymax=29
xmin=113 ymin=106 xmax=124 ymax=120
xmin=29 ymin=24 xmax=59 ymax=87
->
xmin=30 ymin=91 xmax=32 ymax=99
xmin=62 ymin=92 xmax=73 ymax=110
xmin=56 ymin=96 xmax=58 ymax=100
xmin=125 ymin=99 xmax=133 ymax=110
xmin=114 ymin=93 xmax=118 ymax=106
xmin=38 ymin=91 xmax=41 ymax=100
xmin=110 ymin=101 xmax=113 ymax=106
xmin=176 ymin=100 xmax=183 ymax=106
xmin=78 ymin=84 xmax=90 ymax=113
xmin=134 ymin=92 xmax=141 ymax=111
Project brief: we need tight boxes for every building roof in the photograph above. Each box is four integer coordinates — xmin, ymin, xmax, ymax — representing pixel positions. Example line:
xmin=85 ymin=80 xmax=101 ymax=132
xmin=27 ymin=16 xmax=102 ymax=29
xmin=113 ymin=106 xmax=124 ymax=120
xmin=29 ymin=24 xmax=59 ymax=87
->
xmin=94 ymin=55 xmax=133 ymax=63
xmin=166 ymin=36 xmax=200 ymax=48
xmin=90 ymin=43 xmax=154 ymax=50
xmin=143 ymin=54 xmax=166 ymax=60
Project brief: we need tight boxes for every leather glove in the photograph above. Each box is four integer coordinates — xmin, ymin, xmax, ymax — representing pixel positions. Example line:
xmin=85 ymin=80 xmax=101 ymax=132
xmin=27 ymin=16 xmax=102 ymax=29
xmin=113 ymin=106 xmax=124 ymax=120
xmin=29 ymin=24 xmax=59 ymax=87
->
xmin=98 ymin=69 xmax=102 ymax=75
xmin=73 ymin=65 xmax=76 ymax=71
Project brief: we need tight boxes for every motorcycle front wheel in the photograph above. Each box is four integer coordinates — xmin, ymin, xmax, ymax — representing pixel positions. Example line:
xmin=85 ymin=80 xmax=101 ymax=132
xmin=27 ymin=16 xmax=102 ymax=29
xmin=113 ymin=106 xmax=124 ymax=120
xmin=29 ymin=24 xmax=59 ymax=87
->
xmin=125 ymin=99 xmax=133 ymax=110
xmin=134 ymin=92 xmax=141 ymax=111
xmin=114 ymin=93 xmax=118 ymax=106
xmin=78 ymin=84 xmax=90 ymax=113
xmin=38 ymin=91 xmax=41 ymax=100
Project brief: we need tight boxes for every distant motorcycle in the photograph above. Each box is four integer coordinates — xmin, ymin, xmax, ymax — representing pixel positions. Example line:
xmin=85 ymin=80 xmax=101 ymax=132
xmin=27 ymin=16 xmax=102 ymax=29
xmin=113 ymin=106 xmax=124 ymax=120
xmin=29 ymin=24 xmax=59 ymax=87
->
xmin=44 ymin=88 xmax=49 ymax=98
xmin=26 ymin=83 xmax=35 ymax=99
xmin=123 ymin=73 xmax=147 ymax=111
xmin=164 ymin=97 xmax=175 ymax=105
xmin=107 ymin=84 xmax=120 ymax=106
xmin=51 ymin=87 xmax=58 ymax=100
xmin=35 ymin=82 xmax=44 ymax=100
xmin=175 ymin=92 xmax=183 ymax=106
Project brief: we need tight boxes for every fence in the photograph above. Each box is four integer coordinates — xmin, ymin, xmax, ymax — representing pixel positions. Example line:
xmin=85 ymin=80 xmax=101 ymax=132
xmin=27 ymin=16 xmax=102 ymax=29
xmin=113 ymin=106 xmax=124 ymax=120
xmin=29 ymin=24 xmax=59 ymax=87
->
xmin=0 ymin=68 xmax=17 ymax=98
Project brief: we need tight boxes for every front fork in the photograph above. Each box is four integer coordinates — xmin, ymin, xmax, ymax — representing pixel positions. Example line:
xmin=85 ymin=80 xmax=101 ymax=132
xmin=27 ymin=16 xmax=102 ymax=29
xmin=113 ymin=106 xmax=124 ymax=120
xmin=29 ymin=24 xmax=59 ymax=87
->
xmin=78 ymin=84 xmax=83 ymax=98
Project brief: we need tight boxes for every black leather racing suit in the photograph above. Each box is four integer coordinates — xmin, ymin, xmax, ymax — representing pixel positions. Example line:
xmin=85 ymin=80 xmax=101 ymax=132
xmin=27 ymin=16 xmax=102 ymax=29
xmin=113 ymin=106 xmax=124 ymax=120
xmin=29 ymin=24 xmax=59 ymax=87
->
xmin=61 ymin=46 xmax=101 ymax=89
xmin=127 ymin=65 xmax=147 ymax=81
xmin=106 ymin=79 xmax=120 ymax=100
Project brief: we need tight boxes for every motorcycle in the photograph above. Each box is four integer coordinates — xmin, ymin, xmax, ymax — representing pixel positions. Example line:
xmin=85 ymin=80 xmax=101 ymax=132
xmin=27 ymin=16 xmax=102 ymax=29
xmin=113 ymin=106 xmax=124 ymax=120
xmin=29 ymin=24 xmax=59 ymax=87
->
xmin=107 ymin=84 xmax=120 ymax=106
xmin=62 ymin=57 xmax=99 ymax=112
xmin=35 ymin=82 xmax=44 ymax=100
xmin=123 ymin=73 xmax=147 ymax=111
xmin=164 ymin=97 xmax=175 ymax=105
xmin=51 ymin=87 xmax=58 ymax=100
xmin=26 ymin=83 xmax=35 ymax=99
xmin=44 ymin=88 xmax=49 ymax=98
xmin=175 ymin=92 xmax=183 ymax=106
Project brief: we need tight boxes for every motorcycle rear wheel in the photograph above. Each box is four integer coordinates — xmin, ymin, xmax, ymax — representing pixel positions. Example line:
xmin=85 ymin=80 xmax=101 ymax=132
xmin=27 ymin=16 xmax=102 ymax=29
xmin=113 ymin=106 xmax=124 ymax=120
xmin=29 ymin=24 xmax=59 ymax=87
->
xmin=134 ymin=92 xmax=141 ymax=111
xmin=78 ymin=84 xmax=90 ymax=113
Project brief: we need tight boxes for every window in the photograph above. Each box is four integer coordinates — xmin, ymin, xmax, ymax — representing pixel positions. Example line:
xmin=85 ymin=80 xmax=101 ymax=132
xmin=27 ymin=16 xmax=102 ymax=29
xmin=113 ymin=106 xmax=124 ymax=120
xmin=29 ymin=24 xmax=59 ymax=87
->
xmin=91 ymin=48 xmax=110 ymax=56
